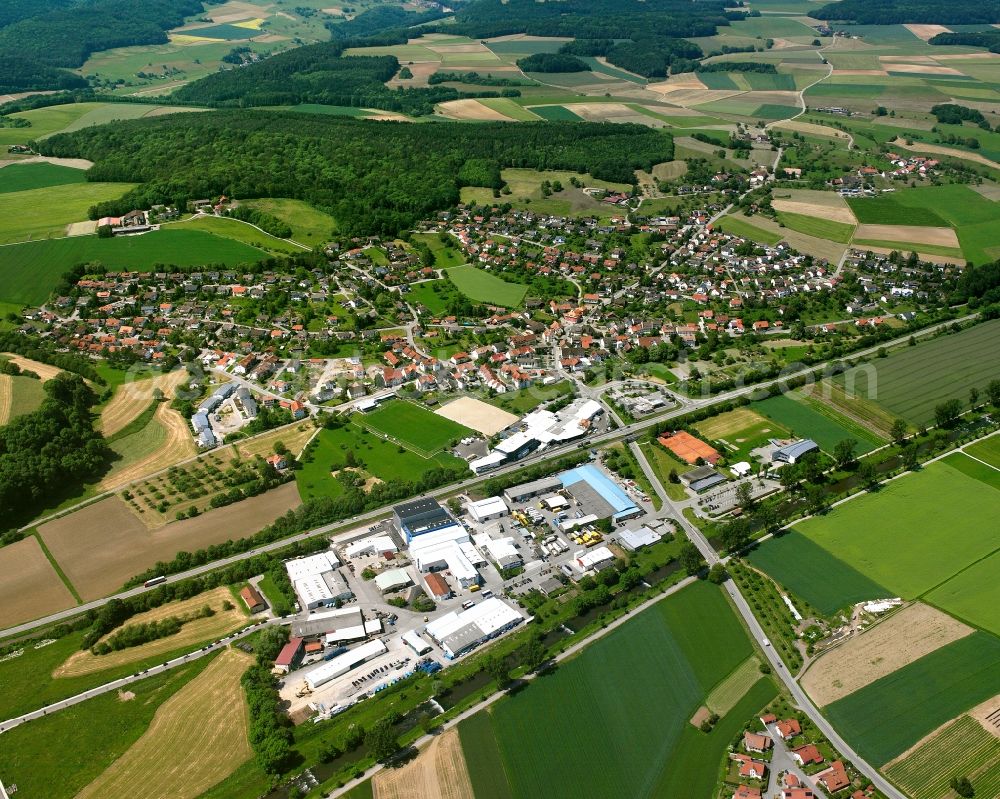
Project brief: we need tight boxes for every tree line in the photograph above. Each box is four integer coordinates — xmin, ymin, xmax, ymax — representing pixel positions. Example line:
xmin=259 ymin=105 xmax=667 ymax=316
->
xmin=929 ymin=31 xmax=1000 ymax=53
xmin=516 ymin=53 xmax=590 ymax=73
xmin=559 ymin=35 xmax=703 ymax=78
xmin=809 ymin=0 xmax=998 ymax=24
xmin=38 ymin=110 xmax=675 ymax=237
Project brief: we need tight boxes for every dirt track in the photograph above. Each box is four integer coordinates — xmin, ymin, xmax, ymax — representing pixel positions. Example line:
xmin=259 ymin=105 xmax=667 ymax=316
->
xmin=373 ymin=729 xmax=474 ymax=799
xmin=801 ymin=603 xmax=972 ymax=706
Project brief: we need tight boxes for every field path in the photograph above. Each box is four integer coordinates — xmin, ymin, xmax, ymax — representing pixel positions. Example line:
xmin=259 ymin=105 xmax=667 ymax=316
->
xmin=75 ymin=648 xmax=253 ymax=799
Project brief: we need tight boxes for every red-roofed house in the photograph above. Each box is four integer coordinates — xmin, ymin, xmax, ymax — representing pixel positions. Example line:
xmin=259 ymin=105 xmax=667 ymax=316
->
xmin=744 ymin=732 xmax=772 ymax=753
xmin=791 ymin=744 xmax=824 ymax=766
xmin=734 ymin=786 xmax=762 ymax=799
xmin=776 ymin=719 xmax=802 ymax=740
xmin=817 ymin=761 xmax=850 ymax=792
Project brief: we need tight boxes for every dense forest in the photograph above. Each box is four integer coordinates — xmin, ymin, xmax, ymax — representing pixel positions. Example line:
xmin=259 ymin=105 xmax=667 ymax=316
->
xmin=324 ymin=4 xmax=446 ymax=39
xmin=559 ymin=35 xmax=703 ymax=78
xmin=441 ymin=0 xmax=730 ymax=77
xmin=931 ymin=103 xmax=992 ymax=128
xmin=0 ymin=0 xmax=75 ymax=29
xmin=516 ymin=53 xmax=590 ymax=73
xmin=0 ymin=375 xmax=110 ymax=529
xmin=697 ymin=62 xmax=777 ymax=74
xmin=929 ymin=31 xmax=1000 ymax=53
xmin=38 ymin=110 xmax=673 ymax=237
xmin=809 ymin=0 xmax=1000 ymax=24
xmin=172 ymin=40 xmax=510 ymax=115
xmin=0 ymin=0 xmax=205 ymax=91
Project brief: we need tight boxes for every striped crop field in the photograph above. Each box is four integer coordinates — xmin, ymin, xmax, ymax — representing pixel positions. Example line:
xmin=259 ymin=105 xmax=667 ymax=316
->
xmin=885 ymin=715 xmax=1000 ymax=799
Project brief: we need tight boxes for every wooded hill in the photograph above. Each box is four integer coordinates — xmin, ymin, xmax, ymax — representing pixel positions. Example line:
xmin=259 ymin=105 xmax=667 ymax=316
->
xmin=38 ymin=111 xmax=673 ymax=237
xmin=809 ymin=0 xmax=999 ymax=24
xmin=0 ymin=0 xmax=204 ymax=92
xmin=172 ymin=40 xmax=496 ymax=115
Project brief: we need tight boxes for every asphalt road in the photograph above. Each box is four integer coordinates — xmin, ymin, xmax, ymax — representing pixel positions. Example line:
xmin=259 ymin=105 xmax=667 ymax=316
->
xmin=629 ymin=442 xmax=907 ymax=799
xmin=0 ymin=312 xmax=973 ymax=644
xmin=0 ymin=618 xmax=282 ymax=735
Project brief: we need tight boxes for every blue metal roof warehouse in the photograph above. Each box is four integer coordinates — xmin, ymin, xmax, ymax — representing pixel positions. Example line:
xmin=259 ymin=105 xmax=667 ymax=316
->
xmin=559 ymin=464 xmax=640 ymax=523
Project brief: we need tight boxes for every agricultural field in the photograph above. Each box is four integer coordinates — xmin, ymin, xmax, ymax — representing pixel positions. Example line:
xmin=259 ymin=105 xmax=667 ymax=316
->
xmin=98 ymin=369 xmax=188 ymax=437
xmin=847 ymin=184 xmax=1000 ymax=264
xmin=965 ymin=435 xmax=1000 ymax=469
xmin=926 ymin=549 xmax=1000 ymax=637
xmin=296 ymin=422 xmax=468 ymax=502
xmin=0 ymin=373 xmax=46 ymax=424
xmin=800 ymin=603 xmax=973 ymax=706
xmin=0 ymin=182 xmax=136 ymax=245
xmin=0 ymin=229 xmax=269 ymax=307
xmin=939 ymin=450 xmax=1000 ymax=491
xmin=715 ymin=215 xmax=783 ymax=246
xmin=460 ymin=168 xmax=633 ymax=220
xmin=885 ymin=715 xmax=1000 ymax=799
xmin=836 ymin=319 xmax=1000 ymax=426
xmin=238 ymin=197 xmax=338 ymax=245
xmin=824 ymin=632 xmax=1000 ymax=765
xmin=53 ymin=587 xmax=248 ymax=678
xmin=753 ymin=392 xmax=884 ymax=454
xmin=639 ymin=441 xmax=691 ymax=501
xmin=0 ymin=655 xmax=214 ymax=799
xmin=168 ymin=215 xmax=306 ymax=255
xmin=775 ymin=211 xmax=856 ymax=244
xmin=99 ymin=401 xmax=196 ymax=492
xmin=408 ymin=279 xmax=461 ymax=316
xmin=372 ymin=728 xmax=474 ymax=799
xmin=775 ymin=460 xmax=1000 ymax=600
xmin=746 ymin=533 xmax=892 ymax=616
xmin=411 ymin=231 xmax=466 ymax=268
xmin=445 ymin=265 xmax=528 ymax=308
xmin=0 ymin=535 xmax=78 ymax=628
xmin=459 ymin=582 xmax=776 ymax=798
xmin=76 ymin=649 xmax=253 ymax=799
xmin=0 ymin=162 xmax=87 ymax=193
xmin=357 ymin=399 xmax=474 ymax=455
xmin=38 ymin=483 xmax=302 ymax=601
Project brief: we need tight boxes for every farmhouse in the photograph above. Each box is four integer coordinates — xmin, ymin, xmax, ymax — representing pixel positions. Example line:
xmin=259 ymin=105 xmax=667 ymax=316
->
xmin=791 ymin=744 xmax=824 ymax=766
xmin=731 ymin=754 xmax=768 ymax=781
xmin=772 ymin=439 xmax=819 ymax=465
xmin=424 ymin=597 xmax=524 ymax=659
xmin=743 ymin=732 xmax=772 ymax=753
xmin=658 ymin=430 xmax=721 ymax=465
xmin=775 ymin=718 xmax=802 ymax=740
xmin=240 ymin=585 xmax=267 ymax=614
xmin=816 ymin=761 xmax=850 ymax=792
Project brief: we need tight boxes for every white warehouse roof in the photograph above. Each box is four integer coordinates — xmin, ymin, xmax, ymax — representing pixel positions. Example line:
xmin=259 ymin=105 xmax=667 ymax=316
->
xmin=425 ymin=597 xmax=522 ymax=643
xmin=286 ymin=551 xmax=340 ymax=582
xmin=304 ymin=640 xmax=388 ymax=689
xmin=344 ymin=535 xmax=397 ymax=558
xmin=468 ymin=496 xmax=509 ymax=521
xmin=373 ymin=568 xmax=412 ymax=593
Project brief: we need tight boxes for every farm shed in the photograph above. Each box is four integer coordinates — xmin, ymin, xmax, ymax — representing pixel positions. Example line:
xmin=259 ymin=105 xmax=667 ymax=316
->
xmin=240 ymin=585 xmax=267 ymax=613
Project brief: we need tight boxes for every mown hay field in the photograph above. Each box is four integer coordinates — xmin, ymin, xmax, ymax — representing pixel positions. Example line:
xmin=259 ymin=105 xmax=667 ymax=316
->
xmin=76 ymin=649 xmax=253 ymax=799
xmin=54 ymin=587 xmax=248 ymax=678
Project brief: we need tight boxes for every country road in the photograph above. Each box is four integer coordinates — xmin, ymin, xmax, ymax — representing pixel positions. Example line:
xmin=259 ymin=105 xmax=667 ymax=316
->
xmin=628 ymin=441 xmax=908 ymax=799
xmin=0 ymin=312 xmax=974 ymax=642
